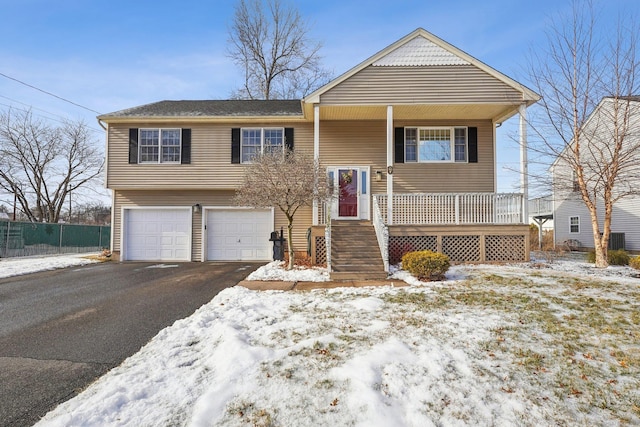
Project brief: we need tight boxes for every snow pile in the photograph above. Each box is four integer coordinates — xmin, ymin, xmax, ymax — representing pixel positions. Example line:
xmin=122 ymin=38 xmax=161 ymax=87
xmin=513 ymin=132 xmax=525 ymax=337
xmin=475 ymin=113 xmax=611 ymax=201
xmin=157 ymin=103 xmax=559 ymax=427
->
xmin=37 ymin=286 xmax=519 ymax=426
xmin=34 ymin=258 xmax=640 ymax=426
xmin=0 ymin=253 xmax=99 ymax=279
xmin=246 ymin=260 xmax=329 ymax=282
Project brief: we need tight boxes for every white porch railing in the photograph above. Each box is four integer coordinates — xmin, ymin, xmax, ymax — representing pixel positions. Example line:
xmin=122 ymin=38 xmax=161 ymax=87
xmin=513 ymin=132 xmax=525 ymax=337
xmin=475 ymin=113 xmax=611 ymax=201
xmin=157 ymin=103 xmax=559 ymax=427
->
xmin=318 ymin=199 xmax=329 ymax=225
xmin=374 ymin=193 xmax=525 ymax=225
xmin=528 ymin=196 xmax=553 ymax=217
xmin=323 ymin=198 xmax=333 ymax=270
xmin=372 ymin=195 xmax=389 ymax=272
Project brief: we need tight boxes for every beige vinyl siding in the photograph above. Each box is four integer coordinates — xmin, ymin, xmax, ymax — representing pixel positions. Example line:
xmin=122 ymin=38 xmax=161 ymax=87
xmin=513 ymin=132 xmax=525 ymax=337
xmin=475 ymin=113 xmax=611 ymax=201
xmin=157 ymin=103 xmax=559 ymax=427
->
xmin=317 ymin=119 xmax=494 ymax=195
xmin=320 ymin=66 xmax=524 ymax=105
xmin=112 ymin=190 xmax=311 ymax=261
xmin=316 ymin=120 xmax=389 ymax=196
xmin=106 ymin=123 xmax=314 ymax=190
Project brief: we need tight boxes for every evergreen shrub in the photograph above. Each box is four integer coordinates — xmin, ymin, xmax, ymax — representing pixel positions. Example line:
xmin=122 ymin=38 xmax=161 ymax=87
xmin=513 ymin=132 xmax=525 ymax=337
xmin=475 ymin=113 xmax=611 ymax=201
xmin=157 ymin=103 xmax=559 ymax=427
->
xmin=401 ymin=250 xmax=450 ymax=281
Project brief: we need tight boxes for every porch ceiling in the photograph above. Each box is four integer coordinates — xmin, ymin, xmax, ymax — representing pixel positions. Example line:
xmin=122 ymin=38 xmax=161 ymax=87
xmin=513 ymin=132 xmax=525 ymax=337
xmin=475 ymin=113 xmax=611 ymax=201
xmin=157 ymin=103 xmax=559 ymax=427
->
xmin=306 ymin=103 xmax=521 ymax=123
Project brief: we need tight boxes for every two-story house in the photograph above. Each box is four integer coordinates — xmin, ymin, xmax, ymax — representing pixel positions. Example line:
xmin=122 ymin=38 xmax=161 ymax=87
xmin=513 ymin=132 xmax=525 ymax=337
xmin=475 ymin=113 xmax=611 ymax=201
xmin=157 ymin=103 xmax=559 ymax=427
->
xmin=99 ymin=28 xmax=540 ymax=277
xmin=551 ymin=96 xmax=640 ymax=253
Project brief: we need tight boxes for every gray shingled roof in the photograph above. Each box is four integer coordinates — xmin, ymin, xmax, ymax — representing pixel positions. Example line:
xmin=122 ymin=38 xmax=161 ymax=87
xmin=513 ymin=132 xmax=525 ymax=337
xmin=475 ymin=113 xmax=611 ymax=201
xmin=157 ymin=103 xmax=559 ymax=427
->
xmin=99 ymin=100 xmax=303 ymax=119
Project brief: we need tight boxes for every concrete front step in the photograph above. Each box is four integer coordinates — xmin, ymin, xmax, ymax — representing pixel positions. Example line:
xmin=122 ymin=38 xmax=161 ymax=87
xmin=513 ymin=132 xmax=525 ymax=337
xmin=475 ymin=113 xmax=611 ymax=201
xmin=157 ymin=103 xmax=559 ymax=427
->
xmin=332 ymin=265 xmax=385 ymax=270
xmin=332 ymin=258 xmax=384 ymax=264
xmin=331 ymin=255 xmax=382 ymax=264
xmin=332 ymin=250 xmax=384 ymax=258
xmin=332 ymin=242 xmax=379 ymax=247
xmin=329 ymin=271 xmax=389 ymax=280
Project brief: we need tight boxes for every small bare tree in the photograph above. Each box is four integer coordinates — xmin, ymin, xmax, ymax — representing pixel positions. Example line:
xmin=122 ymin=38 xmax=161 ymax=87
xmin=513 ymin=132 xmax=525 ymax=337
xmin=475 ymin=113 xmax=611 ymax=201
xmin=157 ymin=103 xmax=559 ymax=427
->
xmin=227 ymin=0 xmax=331 ymax=100
xmin=528 ymin=0 xmax=640 ymax=267
xmin=0 ymin=109 xmax=104 ymax=223
xmin=234 ymin=149 xmax=327 ymax=269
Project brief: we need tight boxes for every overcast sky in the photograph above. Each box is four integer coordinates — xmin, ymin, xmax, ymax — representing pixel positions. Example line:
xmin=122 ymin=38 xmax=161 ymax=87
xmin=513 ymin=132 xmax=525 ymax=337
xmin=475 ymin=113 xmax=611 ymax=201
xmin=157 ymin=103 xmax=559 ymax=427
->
xmin=1 ymin=0 xmax=638 ymax=197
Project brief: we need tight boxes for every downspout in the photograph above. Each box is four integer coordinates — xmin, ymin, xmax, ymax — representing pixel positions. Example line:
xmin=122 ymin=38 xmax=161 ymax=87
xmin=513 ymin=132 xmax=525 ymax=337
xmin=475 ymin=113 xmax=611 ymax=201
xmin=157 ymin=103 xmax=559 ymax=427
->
xmin=98 ymin=118 xmax=109 ymax=190
xmin=97 ymin=118 xmax=114 ymax=255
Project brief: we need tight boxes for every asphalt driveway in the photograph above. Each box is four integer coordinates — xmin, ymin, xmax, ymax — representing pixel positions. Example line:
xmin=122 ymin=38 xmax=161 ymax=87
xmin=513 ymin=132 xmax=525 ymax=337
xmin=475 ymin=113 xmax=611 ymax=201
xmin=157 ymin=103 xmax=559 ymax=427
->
xmin=0 ymin=260 xmax=261 ymax=427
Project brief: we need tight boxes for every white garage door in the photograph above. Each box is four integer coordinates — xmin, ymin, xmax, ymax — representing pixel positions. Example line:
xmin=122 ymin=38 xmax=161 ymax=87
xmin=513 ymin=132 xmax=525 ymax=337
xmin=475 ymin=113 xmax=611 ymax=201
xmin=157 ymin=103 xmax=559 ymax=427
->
xmin=206 ymin=209 xmax=272 ymax=261
xmin=124 ymin=208 xmax=191 ymax=261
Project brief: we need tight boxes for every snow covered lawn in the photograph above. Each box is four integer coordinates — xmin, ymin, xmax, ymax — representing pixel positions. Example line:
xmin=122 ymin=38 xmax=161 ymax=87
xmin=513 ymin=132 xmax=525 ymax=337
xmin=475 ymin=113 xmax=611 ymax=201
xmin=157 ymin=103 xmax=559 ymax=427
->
xmin=0 ymin=253 xmax=99 ymax=279
xmin=36 ymin=259 xmax=640 ymax=426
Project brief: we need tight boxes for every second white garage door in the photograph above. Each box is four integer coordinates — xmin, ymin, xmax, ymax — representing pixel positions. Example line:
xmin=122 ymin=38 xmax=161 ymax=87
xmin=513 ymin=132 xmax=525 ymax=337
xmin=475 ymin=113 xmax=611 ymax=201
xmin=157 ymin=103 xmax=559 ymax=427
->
xmin=206 ymin=209 xmax=272 ymax=261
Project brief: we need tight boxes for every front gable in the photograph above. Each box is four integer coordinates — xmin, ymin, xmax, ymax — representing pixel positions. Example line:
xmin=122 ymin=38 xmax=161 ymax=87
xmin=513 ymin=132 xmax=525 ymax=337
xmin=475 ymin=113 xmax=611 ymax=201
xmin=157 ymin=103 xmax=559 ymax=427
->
xmin=304 ymin=28 xmax=539 ymax=123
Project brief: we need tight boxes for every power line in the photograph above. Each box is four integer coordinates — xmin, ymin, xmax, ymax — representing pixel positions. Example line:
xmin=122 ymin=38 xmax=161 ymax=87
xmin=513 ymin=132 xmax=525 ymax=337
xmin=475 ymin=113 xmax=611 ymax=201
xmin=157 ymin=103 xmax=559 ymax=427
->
xmin=0 ymin=94 xmax=71 ymax=122
xmin=0 ymin=71 xmax=102 ymax=115
xmin=0 ymin=101 xmax=104 ymax=134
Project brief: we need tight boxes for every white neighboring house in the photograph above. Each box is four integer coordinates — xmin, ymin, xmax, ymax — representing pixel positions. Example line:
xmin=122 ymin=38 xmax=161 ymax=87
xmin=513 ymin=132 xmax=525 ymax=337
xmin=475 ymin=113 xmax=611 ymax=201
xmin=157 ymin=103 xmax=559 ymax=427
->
xmin=551 ymin=96 xmax=640 ymax=252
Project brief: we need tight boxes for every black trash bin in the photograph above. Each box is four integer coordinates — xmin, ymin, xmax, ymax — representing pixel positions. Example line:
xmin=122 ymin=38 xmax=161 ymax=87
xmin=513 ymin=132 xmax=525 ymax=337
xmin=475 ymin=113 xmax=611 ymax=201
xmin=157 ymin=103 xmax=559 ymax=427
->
xmin=269 ymin=229 xmax=286 ymax=261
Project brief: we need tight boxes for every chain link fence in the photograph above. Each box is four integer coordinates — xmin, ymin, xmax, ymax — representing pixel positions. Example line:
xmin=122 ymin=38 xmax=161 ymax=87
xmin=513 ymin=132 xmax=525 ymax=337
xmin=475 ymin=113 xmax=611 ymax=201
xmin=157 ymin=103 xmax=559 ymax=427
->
xmin=0 ymin=220 xmax=110 ymax=258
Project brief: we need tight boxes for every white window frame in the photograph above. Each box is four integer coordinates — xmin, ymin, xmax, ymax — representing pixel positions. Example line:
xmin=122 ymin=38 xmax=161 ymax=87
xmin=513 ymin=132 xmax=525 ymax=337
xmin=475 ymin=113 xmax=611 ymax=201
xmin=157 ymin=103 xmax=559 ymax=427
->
xmin=571 ymin=170 xmax=580 ymax=192
xmin=139 ymin=128 xmax=181 ymax=164
xmin=241 ymin=127 xmax=284 ymax=164
xmin=569 ymin=216 xmax=580 ymax=233
xmin=404 ymin=126 xmax=468 ymax=163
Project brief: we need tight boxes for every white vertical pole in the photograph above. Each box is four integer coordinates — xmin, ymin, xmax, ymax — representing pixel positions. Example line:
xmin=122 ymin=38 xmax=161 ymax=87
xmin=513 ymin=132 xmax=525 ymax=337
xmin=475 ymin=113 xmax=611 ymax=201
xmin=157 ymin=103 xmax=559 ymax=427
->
xmin=455 ymin=195 xmax=460 ymax=225
xmin=386 ymin=105 xmax=394 ymax=225
xmin=312 ymin=104 xmax=320 ymax=225
xmin=519 ymin=103 xmax=529 ymax=224
xmin=314 ymin=104 xmax=320 ymax=160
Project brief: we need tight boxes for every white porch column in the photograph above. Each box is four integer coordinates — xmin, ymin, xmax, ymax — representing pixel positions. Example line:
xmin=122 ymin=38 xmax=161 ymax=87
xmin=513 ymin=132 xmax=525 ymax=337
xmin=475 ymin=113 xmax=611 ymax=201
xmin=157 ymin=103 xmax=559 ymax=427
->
xmin=386 ymin=105 xmax=394 ymax=225
xmin=312 ymin=104 xmax=320 ymax=225
xmin=519 ymin=103 xmax=529 ymax=223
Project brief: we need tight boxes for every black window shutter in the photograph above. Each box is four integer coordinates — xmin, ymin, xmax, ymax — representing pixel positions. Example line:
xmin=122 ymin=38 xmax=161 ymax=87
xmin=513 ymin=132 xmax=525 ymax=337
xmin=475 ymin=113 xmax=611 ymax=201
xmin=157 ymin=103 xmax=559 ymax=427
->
xmin=468 ymin=127 xmax=478 ymax=163
xmin=285 ymin=127 xmax=294 ymax=151
xmin=394 ymin=127 xmax=404 ymax=163
xmin=129 ymin=128 xmax=138 ymax=164
xmin=231 ymin=128 xmax=240 ymax=164
xmin=181 ymin=129 xmax=191 ymax=164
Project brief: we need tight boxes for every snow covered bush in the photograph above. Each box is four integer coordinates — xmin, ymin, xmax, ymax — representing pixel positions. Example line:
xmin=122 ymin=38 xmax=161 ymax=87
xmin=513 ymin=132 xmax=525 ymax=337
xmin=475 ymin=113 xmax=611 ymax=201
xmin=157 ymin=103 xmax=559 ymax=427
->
xmin=630 ymin=256 xmax=640 ymax=270
xmin=401 ymin=250 xmax=450 ymax=281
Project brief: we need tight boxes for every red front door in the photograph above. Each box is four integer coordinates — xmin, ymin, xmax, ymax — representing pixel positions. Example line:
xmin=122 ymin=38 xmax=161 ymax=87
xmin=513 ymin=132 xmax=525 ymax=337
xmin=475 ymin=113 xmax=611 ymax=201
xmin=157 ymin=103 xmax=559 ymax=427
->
xmin=338 ymin=168 xmax=358 ymax=217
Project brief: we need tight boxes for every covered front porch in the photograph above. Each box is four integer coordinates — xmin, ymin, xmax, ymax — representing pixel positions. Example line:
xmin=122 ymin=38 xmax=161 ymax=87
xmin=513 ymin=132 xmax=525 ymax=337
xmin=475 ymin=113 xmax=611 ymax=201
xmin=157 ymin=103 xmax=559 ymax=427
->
xmin=310 ymin=192 xmax=530 ymax=271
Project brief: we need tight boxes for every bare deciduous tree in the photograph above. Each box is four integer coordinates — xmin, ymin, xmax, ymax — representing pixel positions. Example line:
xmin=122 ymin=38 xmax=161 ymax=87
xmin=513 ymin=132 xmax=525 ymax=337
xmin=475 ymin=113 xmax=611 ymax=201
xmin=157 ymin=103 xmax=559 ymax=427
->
xmin=227 ymin=0 xmax=331 ymax=100
xmin=528 ymin=0 xmax=640 ymax=267
xmin=234 ymin=149 xmax=327 ymax=269
xmin=0 ymin=109 xmax=104 ymax=223
xmin=63 ymin=201 xmax=111 ymax=225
